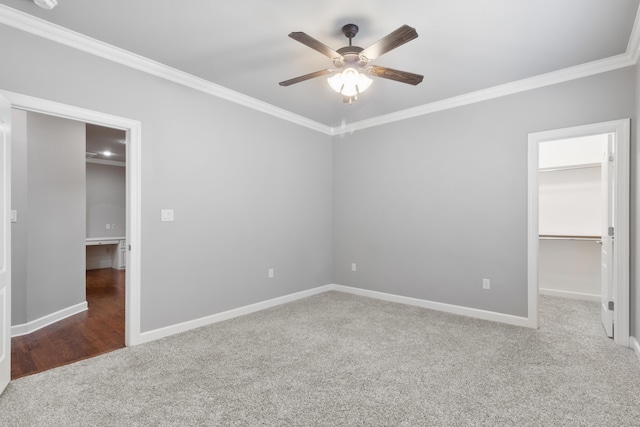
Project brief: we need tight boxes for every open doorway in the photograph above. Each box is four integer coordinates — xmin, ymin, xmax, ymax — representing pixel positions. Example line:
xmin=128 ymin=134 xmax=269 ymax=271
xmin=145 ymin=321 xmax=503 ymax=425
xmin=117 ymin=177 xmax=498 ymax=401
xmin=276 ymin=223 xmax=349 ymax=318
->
xmin=0 ymin=90 xmax=142 ymax=373
xmin=10 ymin=116 xmax=128 ymax=378
xmin=527 ymin=119 xmax=630 ymax=347
xmin=536 ymin=133 xmax=608 ymax=340
xmin=537 ymin=134 xmax=606 ymax=303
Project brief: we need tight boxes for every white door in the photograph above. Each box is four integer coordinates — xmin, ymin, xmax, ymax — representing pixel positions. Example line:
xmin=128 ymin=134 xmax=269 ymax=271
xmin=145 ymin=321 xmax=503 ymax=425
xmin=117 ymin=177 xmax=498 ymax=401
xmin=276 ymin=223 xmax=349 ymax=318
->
xmin=601 ymin=134 xmax=614 ymax=338
xmin=0 ymin=93 xmax=11 ymax=394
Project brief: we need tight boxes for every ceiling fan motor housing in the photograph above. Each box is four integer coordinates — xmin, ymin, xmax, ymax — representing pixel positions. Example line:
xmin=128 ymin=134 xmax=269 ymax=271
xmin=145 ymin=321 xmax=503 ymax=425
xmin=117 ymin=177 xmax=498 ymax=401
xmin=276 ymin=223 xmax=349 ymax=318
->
xmin=334 ymin=46 xmax=367 ymax=68
xmin=334 ymin=24 xmax=370 ymax=69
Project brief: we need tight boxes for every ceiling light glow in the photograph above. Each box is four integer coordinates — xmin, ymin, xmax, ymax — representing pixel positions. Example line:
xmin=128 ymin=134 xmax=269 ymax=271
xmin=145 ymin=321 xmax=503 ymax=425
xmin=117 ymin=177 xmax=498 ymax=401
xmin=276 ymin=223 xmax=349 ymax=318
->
xmin=34 ymin=0 xmax=58 ymax=10
xmin=327 ymin=68 xmax=372 ymax=99
xmin=102 ymin=151 xmax=113 ymax=157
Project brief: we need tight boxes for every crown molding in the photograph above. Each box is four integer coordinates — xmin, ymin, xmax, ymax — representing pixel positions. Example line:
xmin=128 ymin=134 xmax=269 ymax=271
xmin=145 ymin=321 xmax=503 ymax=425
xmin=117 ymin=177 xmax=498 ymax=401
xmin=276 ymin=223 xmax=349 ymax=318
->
xmin=0 ymin=5 xmax=333 ymax=136
xmin=1 ymin=4 xmax=638 ymax=137
xmin=332 ymin=52 xmax=636 ymax=135
xmin=627 ymin=2 xmax=640 ymax=64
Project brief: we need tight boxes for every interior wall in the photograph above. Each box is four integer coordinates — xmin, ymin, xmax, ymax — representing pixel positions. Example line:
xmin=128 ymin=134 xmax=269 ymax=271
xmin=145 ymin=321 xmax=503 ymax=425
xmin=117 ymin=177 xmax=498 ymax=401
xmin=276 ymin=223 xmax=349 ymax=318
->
xmin=1 ymin=22 xmax=636 ymax=335
xmin=10 ymin=111 xmax=87 ymax=324
xmin=0 ymin=24 xmax=333 ymax=332
xmin=538 ymin=239 xmax=600 ymax=298
xmin=86 ymin=162 xmax=125 ymax=238
xmin=539 ymin=167 xmax=602 ymax=237
xmin=538 ymin=166 xmax=602 ymax=298
xmin=86 ymin=162 xmax=126 ymax=270
xmin=10 ymin=109 xmax=27 ymax=325
xmin=333 ymin=67 xmax=635 ymax=318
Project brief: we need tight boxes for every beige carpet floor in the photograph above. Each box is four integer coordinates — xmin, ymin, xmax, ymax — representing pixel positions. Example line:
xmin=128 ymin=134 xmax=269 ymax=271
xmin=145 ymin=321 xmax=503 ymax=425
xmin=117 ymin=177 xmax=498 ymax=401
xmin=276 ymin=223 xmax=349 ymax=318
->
xmin=0 ymin=291 xmax=639 ymax=426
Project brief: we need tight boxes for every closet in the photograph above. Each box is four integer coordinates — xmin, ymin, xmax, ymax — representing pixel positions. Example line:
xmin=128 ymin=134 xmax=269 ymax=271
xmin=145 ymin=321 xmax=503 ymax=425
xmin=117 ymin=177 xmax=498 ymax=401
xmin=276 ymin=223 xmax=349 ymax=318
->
xmin=538 ymin=134 xmax=607 ymax=301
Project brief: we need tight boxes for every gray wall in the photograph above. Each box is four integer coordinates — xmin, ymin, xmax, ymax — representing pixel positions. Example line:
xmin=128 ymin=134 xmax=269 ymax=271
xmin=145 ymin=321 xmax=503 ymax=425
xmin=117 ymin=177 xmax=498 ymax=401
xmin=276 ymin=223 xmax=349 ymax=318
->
xmin=0 ymin=24 xmax=333 ymax=332
xmin=86 ymin=162 xmax=125 ymax=238
xmin=10 ymin=109 xmax=27 ymax=325
xmin=1 ymin=21 xmax=636 ymax=334
xmin=11 ymin=110 xmax=87 ymax=324
xmin=333 ymin=67 xmax=635 ymax=317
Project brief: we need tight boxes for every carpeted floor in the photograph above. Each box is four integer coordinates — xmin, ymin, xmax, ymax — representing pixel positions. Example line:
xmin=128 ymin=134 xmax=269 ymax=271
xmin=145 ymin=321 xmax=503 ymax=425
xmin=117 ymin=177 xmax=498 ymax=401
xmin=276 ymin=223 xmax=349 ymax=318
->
xmin=0 ymin=291 xmax=639 ymax=426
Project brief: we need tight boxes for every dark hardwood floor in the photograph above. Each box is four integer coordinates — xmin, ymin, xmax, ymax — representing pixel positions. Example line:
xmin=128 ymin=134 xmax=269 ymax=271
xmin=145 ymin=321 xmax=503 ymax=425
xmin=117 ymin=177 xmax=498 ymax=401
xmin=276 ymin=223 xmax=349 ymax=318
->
xmin=11 ymin=268 xmax=125 ymax=379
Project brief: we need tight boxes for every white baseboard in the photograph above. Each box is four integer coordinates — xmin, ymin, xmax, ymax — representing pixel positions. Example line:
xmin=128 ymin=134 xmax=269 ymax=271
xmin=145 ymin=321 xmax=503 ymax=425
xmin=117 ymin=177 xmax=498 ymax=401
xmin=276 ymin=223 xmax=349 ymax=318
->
xmin=138 ymin=285 xmax=333 ymax=344
xmin=540 ymin=288 xmax=600 ymax=302
xmin=329 ymin=284 xmax=534 ymax=328
xmin=138 ymin=283 xmax=539 ymax=345
xmin=630 ymin=337 xmax=640 ymax=362
xmin=11 ymin=301 xmax=88 ymax=337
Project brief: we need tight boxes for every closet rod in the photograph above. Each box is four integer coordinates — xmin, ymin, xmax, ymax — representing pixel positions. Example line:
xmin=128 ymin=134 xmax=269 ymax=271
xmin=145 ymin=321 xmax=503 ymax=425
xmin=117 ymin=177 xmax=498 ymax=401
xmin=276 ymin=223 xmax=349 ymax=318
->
xmin=539 ymin=163 xmax=600 ymax=173
xmin=539 ymin=235 xmax=601 ymax=241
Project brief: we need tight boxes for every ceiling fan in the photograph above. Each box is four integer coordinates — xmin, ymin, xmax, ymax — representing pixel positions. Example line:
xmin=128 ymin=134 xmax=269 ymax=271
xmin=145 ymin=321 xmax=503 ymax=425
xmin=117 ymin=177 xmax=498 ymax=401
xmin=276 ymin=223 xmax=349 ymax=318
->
xmin=279 ymin=23 xmax=424 ymax=103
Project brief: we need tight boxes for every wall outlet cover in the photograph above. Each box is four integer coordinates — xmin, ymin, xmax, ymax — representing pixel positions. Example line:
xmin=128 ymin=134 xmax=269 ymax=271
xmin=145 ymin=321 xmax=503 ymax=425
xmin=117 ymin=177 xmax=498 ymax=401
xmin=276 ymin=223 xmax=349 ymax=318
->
xmin=161 ymin=209 xmax=174 ymax=222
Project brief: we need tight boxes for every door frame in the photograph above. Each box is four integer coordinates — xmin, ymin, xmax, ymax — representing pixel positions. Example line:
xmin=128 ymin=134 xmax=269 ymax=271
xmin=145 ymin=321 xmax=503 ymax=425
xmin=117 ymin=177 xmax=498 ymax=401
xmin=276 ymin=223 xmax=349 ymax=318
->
xmin=527 ymin=119 xmax=630 ymax=346
xmin=1 ymin=90 xmax=142 ymax=346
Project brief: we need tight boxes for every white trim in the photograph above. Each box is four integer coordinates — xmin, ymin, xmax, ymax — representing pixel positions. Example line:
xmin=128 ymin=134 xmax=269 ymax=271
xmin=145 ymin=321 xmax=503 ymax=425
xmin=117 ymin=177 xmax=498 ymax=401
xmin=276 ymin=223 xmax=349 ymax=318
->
xmin=86 ymin=158 xmax=125 ymax=167
xmin=2 ymin=90 xmax=143 ymax=347
xmin=528 ymin=119 xmax=631 ymax=347
xmin=0 ymin=5 xmax=332 ymax=136
xmin=330 ymin=284 xmax=534 ymax=328
xmin=125 ymin=116 xmax=142 ymax=346
xmin=539 ymin=288 xmax=600 ymax=303
xmin=138 ymin=285 xmax=333 ymax=344
xmin=627 ymin=3 xmax=640 ymax=64
xmin=11 ymin=301 xmax=87 ymax=337
xmin=139 ymin=283 xmax=537 ymax=345
xmin=333 ymin=54 xmax=635 ymax=135
xmin=1 ymin=4 xmax=639 ymax=136
xmin=630 ymin=337 xmax=640 ymax=363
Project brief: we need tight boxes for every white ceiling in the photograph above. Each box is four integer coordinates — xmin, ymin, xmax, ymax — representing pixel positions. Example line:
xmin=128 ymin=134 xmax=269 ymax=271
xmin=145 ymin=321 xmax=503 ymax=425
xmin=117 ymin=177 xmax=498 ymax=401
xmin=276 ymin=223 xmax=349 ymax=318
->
xmin=2 ymin=0 xmax=639 ymax=130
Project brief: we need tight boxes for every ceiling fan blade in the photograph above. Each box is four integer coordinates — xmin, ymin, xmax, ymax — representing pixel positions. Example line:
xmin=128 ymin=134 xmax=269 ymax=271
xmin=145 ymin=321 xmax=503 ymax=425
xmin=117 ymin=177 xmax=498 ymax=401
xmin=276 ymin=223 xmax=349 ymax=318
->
xmin=359 ymin=25 xmax=418 ymax=62
xmin=289 ymin=32 xmax=343 ymax=60
xmin=367 ymin=66 xmax=424 ymax=85
xmin=279 ymin=69 xmax=335 ymax=86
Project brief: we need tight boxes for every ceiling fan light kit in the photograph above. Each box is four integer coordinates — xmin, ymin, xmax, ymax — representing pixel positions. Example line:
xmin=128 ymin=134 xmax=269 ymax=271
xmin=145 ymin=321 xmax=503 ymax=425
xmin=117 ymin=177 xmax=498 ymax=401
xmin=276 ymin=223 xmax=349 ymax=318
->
xmin=327 ymin=68 xmax=373 ymax=102
xmin=34 ymin=0 xmax=58 ymax=10
xmin=280 ymin=23 xmax=423 ymax=104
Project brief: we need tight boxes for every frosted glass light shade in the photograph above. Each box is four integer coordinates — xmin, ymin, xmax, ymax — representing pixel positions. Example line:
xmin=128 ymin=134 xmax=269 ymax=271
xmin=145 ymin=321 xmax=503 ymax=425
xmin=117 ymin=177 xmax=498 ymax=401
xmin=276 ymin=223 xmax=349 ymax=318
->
xmin=327 ymin=68 xmax=372 ymax=97
xmin=34 ymin=0 xmax=58 ymax=9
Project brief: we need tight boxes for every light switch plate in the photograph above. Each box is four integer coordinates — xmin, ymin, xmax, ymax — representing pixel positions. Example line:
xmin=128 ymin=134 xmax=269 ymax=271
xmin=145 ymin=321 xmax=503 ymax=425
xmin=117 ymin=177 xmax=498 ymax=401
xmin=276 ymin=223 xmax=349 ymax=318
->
xmin=161 ymin=209 xmax=174 ymax=222
xmin=11 ymin=210 xmax=17 ymax=223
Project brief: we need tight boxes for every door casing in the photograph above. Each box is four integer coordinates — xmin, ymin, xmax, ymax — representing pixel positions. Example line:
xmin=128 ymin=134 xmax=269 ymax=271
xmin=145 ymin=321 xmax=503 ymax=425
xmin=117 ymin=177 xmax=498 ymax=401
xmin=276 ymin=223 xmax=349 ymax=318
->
xmin=527 ymin=119 xmax=630 ymax=346
xmin=1 ymin=90 xmax=143 ymax=346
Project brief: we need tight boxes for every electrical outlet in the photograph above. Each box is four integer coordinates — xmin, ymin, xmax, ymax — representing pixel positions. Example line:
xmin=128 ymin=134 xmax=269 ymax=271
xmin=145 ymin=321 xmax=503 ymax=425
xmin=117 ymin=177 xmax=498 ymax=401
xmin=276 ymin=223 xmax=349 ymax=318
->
xmin=483 ymin=278 xmax=491 ymax=290
xmin=351 ymin=263 xmax=357 ymax=272
xmin=268 ymin=268 xmax=274 ymax=279
xmin=161 ymin=209 xmax=174 ymax=222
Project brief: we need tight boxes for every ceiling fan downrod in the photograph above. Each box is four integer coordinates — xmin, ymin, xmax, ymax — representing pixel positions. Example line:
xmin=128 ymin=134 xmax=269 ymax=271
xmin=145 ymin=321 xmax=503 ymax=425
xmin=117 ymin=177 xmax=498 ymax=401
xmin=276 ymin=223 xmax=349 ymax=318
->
xmin=342 ymin=23 xmax=359 ymax=47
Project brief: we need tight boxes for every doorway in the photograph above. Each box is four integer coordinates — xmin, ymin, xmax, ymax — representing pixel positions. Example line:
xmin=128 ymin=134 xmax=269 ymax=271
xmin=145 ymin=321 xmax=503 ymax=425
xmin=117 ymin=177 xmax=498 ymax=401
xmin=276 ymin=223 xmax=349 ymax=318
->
xmin=10 ymin=115 xmax=128 ymax=378
xmin=0 ymin=90 xmax=142 ymax=350
xmin=527 ymin=119 xmax=630 ymax=346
